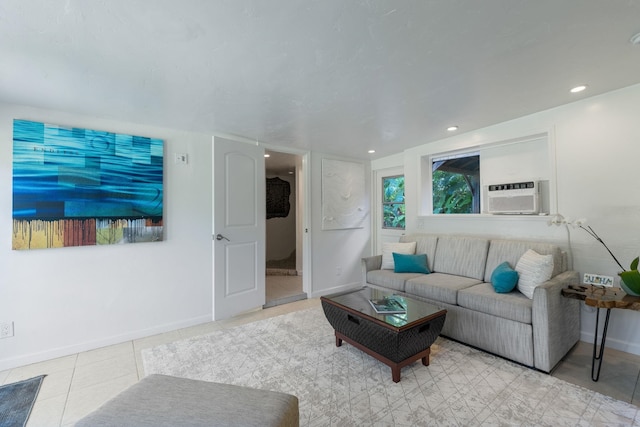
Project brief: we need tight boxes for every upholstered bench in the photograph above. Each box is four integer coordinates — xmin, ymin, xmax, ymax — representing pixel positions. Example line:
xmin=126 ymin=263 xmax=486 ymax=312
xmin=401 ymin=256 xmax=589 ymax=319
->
xmin=75 ymin=374 xmax=299 ymax=427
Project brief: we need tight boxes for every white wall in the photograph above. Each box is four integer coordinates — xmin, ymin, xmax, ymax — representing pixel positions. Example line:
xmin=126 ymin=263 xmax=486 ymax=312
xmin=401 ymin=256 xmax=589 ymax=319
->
xmin=266 ymin=174 xmax=296 ymax=263
xmin=372 ymin=83 xmax=640 ymax=355
xmin=0 ymin=103 xmax=372 ymax=370
xmin=0 ymin=103 xmax=214 ymax=370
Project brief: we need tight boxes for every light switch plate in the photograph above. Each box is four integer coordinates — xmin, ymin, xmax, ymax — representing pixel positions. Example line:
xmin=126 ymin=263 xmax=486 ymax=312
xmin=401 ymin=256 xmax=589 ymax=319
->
xmin=174 ymin=153 xmax=188 ymax=165
xmin=583 ymin=273 xmax=614 ymax=287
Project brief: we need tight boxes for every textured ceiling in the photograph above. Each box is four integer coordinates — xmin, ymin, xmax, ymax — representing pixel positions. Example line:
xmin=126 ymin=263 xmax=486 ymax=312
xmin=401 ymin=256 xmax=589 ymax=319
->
xmin=1 ymin=0 xmax=640 ymax=160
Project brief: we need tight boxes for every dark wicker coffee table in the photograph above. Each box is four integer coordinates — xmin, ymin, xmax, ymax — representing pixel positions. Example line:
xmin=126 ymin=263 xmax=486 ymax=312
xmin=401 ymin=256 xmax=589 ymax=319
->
xmin=321 ymin=287 xmax=446 ymax=382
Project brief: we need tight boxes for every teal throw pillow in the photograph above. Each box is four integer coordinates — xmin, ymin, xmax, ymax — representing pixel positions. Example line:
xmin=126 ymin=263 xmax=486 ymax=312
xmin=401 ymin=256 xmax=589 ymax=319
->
xmin=393 ymin=253 xmax=430 ymax=274
xmin=491 ymin=262 xmax=519 ymax=293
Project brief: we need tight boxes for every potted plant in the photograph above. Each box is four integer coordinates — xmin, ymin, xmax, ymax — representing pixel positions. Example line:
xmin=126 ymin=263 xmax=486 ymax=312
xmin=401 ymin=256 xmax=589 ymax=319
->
xmin=576 ymin=222 xmax=640 ymax=296
xmin=619 ymin=258 xmax=640 ymax=296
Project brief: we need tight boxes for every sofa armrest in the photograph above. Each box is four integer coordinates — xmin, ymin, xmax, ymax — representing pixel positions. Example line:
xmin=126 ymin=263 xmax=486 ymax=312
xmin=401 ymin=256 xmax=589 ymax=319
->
xmin=361 ymin=255 xmax=382 ymax=285
xmin=532 ymin=270 xmax=581 ymax=372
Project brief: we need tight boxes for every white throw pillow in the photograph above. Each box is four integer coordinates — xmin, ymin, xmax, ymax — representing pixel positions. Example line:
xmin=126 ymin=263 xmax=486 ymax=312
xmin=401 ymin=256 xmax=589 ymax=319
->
xmin=381 ymin=242 xmax=417 ymax=270
xmin=515 ymin=249 xmax=554 ymax=299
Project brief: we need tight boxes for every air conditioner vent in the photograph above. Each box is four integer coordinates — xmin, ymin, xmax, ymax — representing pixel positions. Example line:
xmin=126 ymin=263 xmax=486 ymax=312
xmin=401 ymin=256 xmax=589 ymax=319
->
xmin=487 ymin=181 xmax=539 ymax=214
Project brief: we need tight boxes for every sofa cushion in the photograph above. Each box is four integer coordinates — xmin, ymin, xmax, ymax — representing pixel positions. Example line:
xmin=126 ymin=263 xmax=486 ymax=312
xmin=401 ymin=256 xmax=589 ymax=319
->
xmin=458 ymin=282 xmax=533 ymax=324
xmin=405 ymin=273 xmax=482 ymax=305
xmin=393 ymin=253 xmax=430 ymax=274
xmin=400 ymin=234 xmax=438 ymax=273
xmin=381 ymin=242 xmax=416 ymax=269
xmin=484 ymin=239 xmax=564 ymax=282
xmin=366 ymin=270 xmax=424 ymax=292
xmin=75 ymin=374 xmax=299 ymax=427
xmin=432 ymin=236 xmax=489 ymax=280
xmin=516 ymin=249 xmax=554 ymax=299
xmin=490 ymin=262 xmax=519 ymax=293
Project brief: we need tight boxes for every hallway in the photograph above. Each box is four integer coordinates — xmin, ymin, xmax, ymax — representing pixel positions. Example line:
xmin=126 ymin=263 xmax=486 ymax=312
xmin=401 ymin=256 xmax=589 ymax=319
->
xmin=264 ymin=274 xmax=305 ymax=308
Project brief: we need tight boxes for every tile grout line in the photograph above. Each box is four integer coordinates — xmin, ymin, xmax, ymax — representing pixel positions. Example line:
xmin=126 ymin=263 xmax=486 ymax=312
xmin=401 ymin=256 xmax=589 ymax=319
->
xmin=58 ymin=353 xmax=79 ymax=427
xmin=632 ymin=367 xmax=640 ymax=405
xmin=132 ymin=339 xmax=143 ymax=381
xmin=58 ymin=344 xmax=140 ymax=426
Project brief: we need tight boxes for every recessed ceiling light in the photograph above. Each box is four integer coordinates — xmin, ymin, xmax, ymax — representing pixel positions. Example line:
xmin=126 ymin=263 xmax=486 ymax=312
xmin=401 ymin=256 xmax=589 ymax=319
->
xmin=570 ymin=85 xmax=587 ymax=93
xmin=368 ymin=150 xmax=376 ymax=154
xmin=264 ymin=154 xmax=270 ymax=158
xmin=447 ymin=126 xmax=459 ymax=132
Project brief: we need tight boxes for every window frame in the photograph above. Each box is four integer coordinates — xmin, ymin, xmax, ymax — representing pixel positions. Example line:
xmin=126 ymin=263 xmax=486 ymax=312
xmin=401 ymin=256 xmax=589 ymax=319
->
xmin=431 ymin=151 xmax=481 ymax=215
xmin=381 ymin=174 xmax=405 ymax=229
xmin=419 ymin=132 xmax=554 ymax=217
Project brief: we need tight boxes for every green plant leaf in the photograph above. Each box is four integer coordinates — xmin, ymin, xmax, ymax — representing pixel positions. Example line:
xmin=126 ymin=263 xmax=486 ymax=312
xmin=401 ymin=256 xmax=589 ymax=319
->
xmin=631 ymin=257 xmax=639 ymax=271
xmin=620 ymin=269 xmax=640 ymax=295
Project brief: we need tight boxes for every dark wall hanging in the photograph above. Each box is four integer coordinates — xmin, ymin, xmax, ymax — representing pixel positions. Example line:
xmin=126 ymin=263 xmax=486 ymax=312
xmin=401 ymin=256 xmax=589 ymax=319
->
xmin=266 ymin=177 xmax=291 ymax=219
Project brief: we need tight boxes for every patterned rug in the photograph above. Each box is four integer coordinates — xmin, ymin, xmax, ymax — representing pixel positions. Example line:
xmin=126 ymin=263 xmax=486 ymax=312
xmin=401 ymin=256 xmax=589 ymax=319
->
xmin=0 ymin=375 xmax=45 ymax=427
xmin=142 ymin=307 xmax=639 ymax=426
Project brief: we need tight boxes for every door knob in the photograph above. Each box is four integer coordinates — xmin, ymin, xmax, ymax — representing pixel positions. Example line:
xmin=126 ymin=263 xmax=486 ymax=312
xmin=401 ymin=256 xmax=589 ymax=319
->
xmin=215 ymin=234 xmax=230 ymax=241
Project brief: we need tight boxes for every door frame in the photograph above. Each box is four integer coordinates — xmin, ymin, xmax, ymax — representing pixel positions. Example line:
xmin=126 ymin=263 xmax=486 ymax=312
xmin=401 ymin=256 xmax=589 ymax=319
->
xmin=261 ymin=144 xmax=311 ymax=297
xmin=373 ymin=166 xmax=405 ymax=255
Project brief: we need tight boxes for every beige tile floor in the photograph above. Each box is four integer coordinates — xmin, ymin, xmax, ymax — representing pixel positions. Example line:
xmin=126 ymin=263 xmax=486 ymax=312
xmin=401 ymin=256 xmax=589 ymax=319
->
xmin=553 ymin=339 xmax=640 ymax=406
xmin=2 ymin=297 xmax=638 ymax=426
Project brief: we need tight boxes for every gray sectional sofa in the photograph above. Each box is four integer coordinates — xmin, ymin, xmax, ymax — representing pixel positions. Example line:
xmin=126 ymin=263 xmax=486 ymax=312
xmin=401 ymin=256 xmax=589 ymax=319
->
xmin=361 ymin=233 xmax=580 ymax=373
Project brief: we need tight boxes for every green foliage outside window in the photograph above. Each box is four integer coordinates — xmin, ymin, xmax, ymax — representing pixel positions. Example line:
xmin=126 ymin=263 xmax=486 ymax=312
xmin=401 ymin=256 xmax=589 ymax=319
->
xmin=383 ymin=176 xmax=405 ymax=229
xmin=432 ymin=170 xmax=475 ymax=214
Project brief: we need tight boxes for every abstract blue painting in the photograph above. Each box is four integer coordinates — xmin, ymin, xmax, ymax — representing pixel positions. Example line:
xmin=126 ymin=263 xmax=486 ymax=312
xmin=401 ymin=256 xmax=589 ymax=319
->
xmin=12 ymin=119 xmax=164 ymax=249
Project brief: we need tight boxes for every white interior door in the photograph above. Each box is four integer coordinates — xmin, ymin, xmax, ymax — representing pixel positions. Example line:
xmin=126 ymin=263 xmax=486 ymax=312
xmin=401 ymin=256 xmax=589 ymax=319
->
xmin=213 ymin=137 xmax=265 ymax=320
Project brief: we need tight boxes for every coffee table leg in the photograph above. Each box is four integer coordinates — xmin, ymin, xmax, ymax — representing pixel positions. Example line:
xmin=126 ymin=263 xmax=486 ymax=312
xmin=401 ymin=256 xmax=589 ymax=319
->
xmin=392 ymin=367 xmax=401 ymax=383
xmin=333 ymin=330 xmax=436 ymax=383
xmin=422 ymin=348 xmax=431 ymax=366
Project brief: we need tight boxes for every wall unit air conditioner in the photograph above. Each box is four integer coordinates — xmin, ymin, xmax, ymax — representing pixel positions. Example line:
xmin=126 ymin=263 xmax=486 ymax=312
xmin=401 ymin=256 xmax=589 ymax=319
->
xmin=487 ymin=181 xmax=539 ymax=214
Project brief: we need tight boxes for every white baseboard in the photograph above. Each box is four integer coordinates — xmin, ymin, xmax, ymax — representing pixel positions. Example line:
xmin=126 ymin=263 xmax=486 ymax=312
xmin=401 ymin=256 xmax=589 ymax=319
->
xmin=580 ymin=331 xmax=640 ymax=356
xmin=309 ymin=282 xmax=362 ymax=299
xmin=0 ymin=314 xmax=212 ymax=372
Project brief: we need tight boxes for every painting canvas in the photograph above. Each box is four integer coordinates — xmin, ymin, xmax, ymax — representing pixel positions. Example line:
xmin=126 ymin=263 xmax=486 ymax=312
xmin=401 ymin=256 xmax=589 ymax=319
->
xmin=321 ymin=159 xmax=366 ymax=230
xmin=12 ymin=119 xmax=164 ymax=250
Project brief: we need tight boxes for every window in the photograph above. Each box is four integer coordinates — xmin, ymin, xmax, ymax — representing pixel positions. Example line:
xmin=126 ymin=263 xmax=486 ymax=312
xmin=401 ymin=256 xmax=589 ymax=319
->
xmin=420 ymin=133 xmax=552 ymax=216
xmin=382 ymin=175 xmax=405 ymax=229
xmin=432 ymin=152 xmax=480 ymax=214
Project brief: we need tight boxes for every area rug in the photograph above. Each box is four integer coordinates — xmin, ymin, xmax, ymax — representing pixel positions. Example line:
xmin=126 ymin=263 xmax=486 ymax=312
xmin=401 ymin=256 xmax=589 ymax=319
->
xmin=0 ymin=375 xmax=45 ymax=427
xmin=142 ymin=308 xmax=639 ymax=426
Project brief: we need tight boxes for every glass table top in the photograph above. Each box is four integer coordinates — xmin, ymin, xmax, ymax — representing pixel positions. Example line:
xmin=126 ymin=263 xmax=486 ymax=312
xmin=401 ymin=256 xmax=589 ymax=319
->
xmin=321 ymin=287 xmax=445 ymax=329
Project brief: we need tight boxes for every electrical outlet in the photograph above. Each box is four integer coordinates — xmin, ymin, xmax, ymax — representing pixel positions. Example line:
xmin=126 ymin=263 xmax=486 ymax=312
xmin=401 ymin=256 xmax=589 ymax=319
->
xmin=0 ymin=321 xmax=14 ymax=339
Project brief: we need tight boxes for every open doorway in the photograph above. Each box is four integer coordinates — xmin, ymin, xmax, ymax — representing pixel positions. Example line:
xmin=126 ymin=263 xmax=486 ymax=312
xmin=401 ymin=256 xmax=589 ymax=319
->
xmin=264 ymin=150 xmax=306 ymax=308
